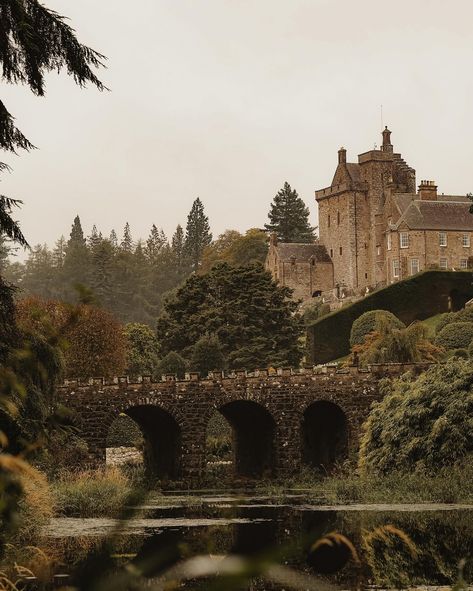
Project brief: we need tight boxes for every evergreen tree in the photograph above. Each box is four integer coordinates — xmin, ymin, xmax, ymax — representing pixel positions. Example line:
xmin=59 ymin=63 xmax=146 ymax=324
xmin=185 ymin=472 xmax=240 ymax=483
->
xmin=52 ymin=236 xmax=67 ymax=269
xmin=109 ymin=229 xmax=118 ymax=248
xmin=184 ymin=198 xmax=212 ymax=272
xmin=0 ymin=1 xmax=105 ymax=248
xmin=145 ymin=225 xmax=167 ymax=261
xmin=63 ymin=215 xmax=89 ymax=298
xmin=22 ymin=244 xmax=56 ymax=298
xmin=265 ymin=182 xmax=315 ymax=243
xmin=156 ymin=263 xmax=303 ymax=369
xmin=121 ymin=222 xmax=133 ymax=253
xmin=190 ymin=334 xmax=225 ymax=376
xmin=90 ymin=238 xmax=115 ymax=308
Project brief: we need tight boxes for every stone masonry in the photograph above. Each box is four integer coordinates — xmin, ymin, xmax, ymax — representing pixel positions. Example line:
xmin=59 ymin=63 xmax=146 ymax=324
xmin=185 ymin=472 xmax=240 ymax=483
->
xmin=58 ymin=363 xmax=430 ymax=482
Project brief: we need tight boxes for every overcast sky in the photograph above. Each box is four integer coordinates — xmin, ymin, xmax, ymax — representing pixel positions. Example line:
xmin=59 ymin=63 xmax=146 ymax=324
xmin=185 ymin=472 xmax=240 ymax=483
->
xmin=2 ymin=0 xmax=473 ymax=253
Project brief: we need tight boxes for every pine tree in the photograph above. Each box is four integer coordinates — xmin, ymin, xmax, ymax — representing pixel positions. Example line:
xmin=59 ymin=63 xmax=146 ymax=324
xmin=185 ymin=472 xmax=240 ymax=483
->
xmin=52 ymin=236 xmax=67 ymax=269
xmin=264 ymin=182 xmax=315 ymax=243
xmin=145 ymin=224 xmax=167 ymax=261
xmin=63 ymin=215 xmax=90 ymax=298
xmin=121 ymin=222 xmax=134 ymax=253
xmin=184 ymin=198 xmax=212 ymax=272
xmin=109 ymin=229 xmax=118 ymax=249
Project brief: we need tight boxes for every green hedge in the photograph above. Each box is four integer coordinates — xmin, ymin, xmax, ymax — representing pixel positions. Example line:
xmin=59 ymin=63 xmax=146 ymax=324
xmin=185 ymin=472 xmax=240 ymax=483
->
xmin=308 ymin=271 xmax=473 ymax=363
xmin=435 ymin=322 xmax=473 ymax=351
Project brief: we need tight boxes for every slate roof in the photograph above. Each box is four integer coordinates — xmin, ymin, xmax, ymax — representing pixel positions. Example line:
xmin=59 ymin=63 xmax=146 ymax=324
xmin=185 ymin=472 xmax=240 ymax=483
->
xmin=345 ymin=163 xmax=361 ymax=184
xmin=275 ymin=243 xmax=332 ymax=263
xmin=392 ymin=194 xmax=473 ymax=231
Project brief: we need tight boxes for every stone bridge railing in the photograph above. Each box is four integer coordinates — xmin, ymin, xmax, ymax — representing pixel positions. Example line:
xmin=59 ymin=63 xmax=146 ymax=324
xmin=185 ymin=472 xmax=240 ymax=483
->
xmin=57 ymin=363 xmax=431 ymax=482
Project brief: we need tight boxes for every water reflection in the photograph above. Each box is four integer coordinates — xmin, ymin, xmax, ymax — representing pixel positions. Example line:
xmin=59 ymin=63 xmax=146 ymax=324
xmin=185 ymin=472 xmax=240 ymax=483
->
xmin=46 ymin=494 xmax=473 ymax=590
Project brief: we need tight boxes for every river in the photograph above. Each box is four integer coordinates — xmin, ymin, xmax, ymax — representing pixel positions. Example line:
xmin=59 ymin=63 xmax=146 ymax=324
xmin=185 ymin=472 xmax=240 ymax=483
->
xmin=45 ymin=491 xmax=473 ymax=590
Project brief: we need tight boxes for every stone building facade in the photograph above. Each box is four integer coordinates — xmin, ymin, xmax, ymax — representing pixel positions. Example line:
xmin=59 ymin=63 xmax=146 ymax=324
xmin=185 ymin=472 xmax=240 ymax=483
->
xmin=265 ymin=233 xmax=333 ymax=300
xmin=266 ymin=127 xmax=473 ymax=302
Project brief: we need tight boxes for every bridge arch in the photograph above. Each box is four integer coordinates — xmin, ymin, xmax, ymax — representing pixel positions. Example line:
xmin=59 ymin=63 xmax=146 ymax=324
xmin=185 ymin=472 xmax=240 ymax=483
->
xmin=110 ymin=401 xmax=183 ymax=479
xmin=302 ymin=400 xmax=348 ymax=473
xmin=211 ymin=399 xmax=276 ymax=478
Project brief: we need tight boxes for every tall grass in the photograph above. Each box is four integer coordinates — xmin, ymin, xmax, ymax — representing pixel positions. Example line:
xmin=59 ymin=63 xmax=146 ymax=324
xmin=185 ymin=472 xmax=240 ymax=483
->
xmin=52 ymin=467 xmax=146 ymax=518
xmin=258 ymin=458 xmax=473 ymax=504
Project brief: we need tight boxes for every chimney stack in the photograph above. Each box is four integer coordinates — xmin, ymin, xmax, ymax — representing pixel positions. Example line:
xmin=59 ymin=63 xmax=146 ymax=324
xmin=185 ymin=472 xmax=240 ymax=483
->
xmin=338 ymin=147 xmax=347 ymax=164
xmin=418 ymin=180 xmax=438 ymax=200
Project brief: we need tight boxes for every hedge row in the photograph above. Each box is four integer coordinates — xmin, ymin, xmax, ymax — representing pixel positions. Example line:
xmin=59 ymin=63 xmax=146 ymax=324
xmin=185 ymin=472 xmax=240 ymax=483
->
xmin=307 ymin=271 xmax=473 ymax=364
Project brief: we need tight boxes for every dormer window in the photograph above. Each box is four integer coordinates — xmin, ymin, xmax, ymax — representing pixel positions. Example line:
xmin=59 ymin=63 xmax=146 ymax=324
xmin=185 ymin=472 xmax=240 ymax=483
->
xmin=400 ymin=232 xmax=409 ymax=249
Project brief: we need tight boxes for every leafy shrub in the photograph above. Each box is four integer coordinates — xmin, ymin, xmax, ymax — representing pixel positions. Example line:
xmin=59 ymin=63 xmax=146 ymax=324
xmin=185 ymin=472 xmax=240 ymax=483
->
xmin=107 ymin=413 xmax=143 ymax=448
xmin=308 ymin=271 xmax=473 ymax=363
xmin=190 ymin=334 xmax=225 ymax=376
xmin=350 ymin=310 xmax=405 ymax=347
xmin=359 ymin=358 xmax=473 ymax=475
xmin=157 ymin=351 xmax=187 ymax=379
xmin=434 ymin=312 xmax=456 ymax=334
xmin=302 ymin=300 xmax=331 ymax=326
xmin=352 ymin=320 xmax=442 ymax=366
xmin=446 ymin=348 xmax=469 ymax=359
xmin=124 ymin=323 xmax=159 ymax=377
xmin=435 ymin=321 xmax=473 ymax=351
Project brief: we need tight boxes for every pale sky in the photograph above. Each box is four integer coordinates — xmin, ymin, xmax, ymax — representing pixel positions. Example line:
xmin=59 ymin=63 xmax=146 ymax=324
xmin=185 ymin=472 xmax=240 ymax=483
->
xmin=2 ymin=0 xmax=473 ymax=254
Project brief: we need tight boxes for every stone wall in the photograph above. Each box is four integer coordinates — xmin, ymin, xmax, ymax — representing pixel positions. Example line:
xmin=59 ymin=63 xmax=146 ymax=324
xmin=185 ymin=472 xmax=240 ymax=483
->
xmin=57 ymin=364 xmax=429 ymax=483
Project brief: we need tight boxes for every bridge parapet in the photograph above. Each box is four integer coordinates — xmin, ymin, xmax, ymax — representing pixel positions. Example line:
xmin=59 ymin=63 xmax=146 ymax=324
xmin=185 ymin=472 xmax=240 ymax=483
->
xmin=59 ymin=362 xmax=432 ymax=389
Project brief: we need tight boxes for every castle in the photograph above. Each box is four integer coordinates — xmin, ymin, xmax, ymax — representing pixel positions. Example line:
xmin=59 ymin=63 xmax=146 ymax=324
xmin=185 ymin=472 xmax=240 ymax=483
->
xmin=266 ymin=128 xmax=473 ymax=304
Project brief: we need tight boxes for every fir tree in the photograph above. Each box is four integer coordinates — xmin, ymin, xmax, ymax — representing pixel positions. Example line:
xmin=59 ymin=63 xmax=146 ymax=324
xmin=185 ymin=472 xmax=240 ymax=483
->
xmin=145 ymin=224 xmax=167 ymax=261
xmin=264 ymin=182 xmax=315 ymax=243
xmin=121 ymin=222 xmax=134 ymax=253
xmin=109 ymin=229 xmax=118 ymax=248
xmin=184 ymin=198 xmax=212 ymax=272
xmin=52 ymin=236 xmax=67 ymax=269
xmin=63 ymin=215 xmax=89 ymax=298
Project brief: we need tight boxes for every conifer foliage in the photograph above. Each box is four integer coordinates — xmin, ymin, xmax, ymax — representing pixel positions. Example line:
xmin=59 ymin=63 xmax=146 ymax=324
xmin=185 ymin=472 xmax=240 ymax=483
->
xmin=265 ymin=182 xmax=315 ymax=243
xmin=0 ymin=0 xmax=106 ymax=248
xmin=184 ymin=198 xmax=212 ymax=271
xmin=156 ymin=263 xmax=303 ymax=369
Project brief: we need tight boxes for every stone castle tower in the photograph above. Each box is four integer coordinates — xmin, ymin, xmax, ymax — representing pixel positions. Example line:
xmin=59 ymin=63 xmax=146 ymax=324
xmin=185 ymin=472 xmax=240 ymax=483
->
xmin=315 ymin=127 xmax=415 ymax=292
xmin=266 ymin=127 xmax=473 ymax=303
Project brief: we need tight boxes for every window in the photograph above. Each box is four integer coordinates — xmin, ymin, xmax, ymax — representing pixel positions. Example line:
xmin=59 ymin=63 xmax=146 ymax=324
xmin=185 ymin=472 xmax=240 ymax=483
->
xmin=337 ymin=211 xmax=340 ymax=225
xmin=377 ymin=246 xmax=381 ymax=256
xmin=328 ymin=214 xmax=331 ymax=228
xmin=410 ymin=259 xmax=419 ymax=275
xmin=339 ymin=246 xmax=343 ymax=256
xmin=439 ymin=232 xmax=447 ymax=247
xmin=460 ymin=258 xmax=468 ymax=269
xmin=439 ymin=257 xmax=448 ymax=269
xmin=393 ymin=259 xmax=400 ymax=278
xmin=462 ymin=233 xmax=470 ymax=247
xmin=330 ymin=248 xmax=333 ymax=258
xmin=387 ymin=233 xmax=392 ymax=251
xmin=400 ymin=232 xmax=409 ymax=249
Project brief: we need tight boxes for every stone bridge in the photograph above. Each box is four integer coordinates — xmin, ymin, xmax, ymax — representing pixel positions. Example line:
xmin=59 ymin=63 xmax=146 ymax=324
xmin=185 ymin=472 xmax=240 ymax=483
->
xmin=57 ymin=363 xmax=430 ymax=482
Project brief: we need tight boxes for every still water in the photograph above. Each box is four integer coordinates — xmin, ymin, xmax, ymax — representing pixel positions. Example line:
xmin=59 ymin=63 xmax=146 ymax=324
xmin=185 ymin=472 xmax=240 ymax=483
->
xmin=46 ymin=492 xmax=473 ymax=590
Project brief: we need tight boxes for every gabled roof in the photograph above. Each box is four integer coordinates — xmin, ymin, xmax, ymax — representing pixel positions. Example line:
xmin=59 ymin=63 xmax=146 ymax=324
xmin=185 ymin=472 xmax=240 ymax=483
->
xmin=392 ymin=194 xmax=473 ymax=231
xmin=331 ymin=162 xmax=362 ymax=186
xmin=275 ymin=243 xmax=332 ymax=263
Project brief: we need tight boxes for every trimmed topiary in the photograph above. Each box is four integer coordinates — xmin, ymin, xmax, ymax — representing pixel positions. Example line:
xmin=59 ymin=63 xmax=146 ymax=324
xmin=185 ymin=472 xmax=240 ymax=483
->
xmin=435 ymin=322 xmax=473 ymax=351
xmin=359 ymin=358 xmax=473 ymax=474
xmin=435 ymin=312 xmax=456 ymax=334
xmin=447 ymin=348 xmax=469 ymax=359
xmin=308 ymin=271 xmax=473 ymax=364
xmin=350 ymin=310 xmax=405 ymax=347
